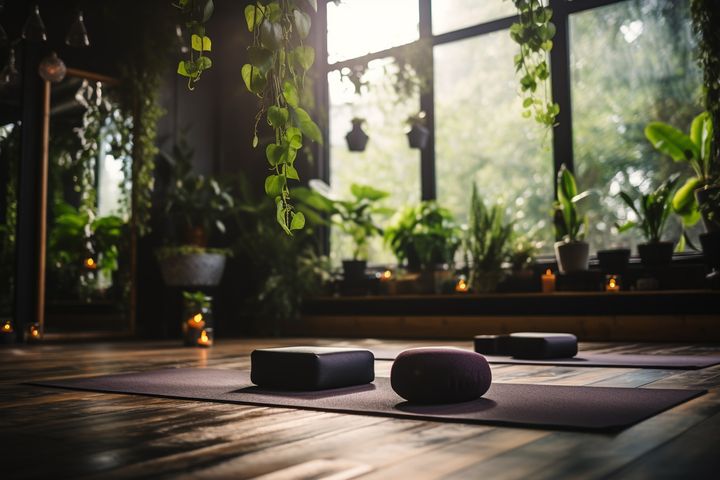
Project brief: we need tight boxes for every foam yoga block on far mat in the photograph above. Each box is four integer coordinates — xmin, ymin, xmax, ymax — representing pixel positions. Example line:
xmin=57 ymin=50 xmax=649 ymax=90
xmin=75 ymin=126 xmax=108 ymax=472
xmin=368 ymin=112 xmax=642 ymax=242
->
xmin=473 ymin=335 xmax=512 ymax=356
xmin=510 ymin=332 xmax=578 ymax=359
xmin=251 ymin=346 xmax=374 ymax=390
xmin=391 ymin=347 xmax=492 ymax=404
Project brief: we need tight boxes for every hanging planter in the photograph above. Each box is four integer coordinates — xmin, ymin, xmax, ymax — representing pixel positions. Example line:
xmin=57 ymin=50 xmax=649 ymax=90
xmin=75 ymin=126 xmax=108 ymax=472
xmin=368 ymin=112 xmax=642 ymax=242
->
xmin=406 ymin=112 xmax=429 ymax=150
xmin=346 ymin=118 xmax=369 ymax=152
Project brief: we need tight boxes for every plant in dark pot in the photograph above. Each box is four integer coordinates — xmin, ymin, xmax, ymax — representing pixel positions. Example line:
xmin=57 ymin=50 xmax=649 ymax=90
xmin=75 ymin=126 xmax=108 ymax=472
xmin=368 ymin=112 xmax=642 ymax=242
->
xmin=645 ymin=112 xmax=719 ymax=232
xmin=553 ymin=164 xmax=591 ymax=273
xmin=406 ymin=112 xmax=429 ymax=150
xmin=346 ymin=117 xmax=369 ymax=152
xmin=596 ymin=248 xmax=631 ymax=276
xmin=465 ymin=185 xmax=514 ymax=292
xmin=385 ymin=201 xmax=460 ymax=272
xmin=156 ymin=141 xmax=234 ymax=287
xmin=616 ymin=175 xmax=680 ymax=267
xmin=310 ymin=182 xmax=389 ymax=282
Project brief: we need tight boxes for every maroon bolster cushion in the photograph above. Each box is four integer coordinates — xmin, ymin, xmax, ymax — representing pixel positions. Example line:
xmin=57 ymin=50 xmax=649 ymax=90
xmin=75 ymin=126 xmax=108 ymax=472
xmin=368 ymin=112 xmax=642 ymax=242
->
xmin=390 ymin=347 xmax=492 ymax=404
xmin=509 ymin=332 xmax=578 ymax=359
xmin=251 ymin=346 xmax=375 ymax=390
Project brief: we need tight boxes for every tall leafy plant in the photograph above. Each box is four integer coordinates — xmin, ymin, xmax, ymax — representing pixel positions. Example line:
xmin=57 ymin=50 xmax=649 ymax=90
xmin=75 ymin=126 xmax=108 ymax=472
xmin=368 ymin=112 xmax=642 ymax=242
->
xmin=466 ymin=184 xmax=514 ymax=286
xmin=242 ymin=0 xmax=323 ymax=234
xmin=554 ymin=164 xmax=589 ymax=242
xmin=692 ymin=0 xmax=720 ymax=161
xmin=645 ymin=112 xmax=715 ymax=226
xmin=616 ymin=175 xmax=680 ymax=244
xmin=508 ymin=0 xmax=559 ymax=128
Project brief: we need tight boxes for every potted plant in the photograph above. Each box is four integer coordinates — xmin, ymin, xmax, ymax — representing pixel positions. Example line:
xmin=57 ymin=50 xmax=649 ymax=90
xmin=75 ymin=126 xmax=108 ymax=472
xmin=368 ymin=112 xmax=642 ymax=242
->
xmin=309 ymin=182 xmax=389 ymax=282
xmin=465 ymin=185 xmax=514 ymax=292
xmin=596 ymin=248 xmax=631 ymax=275
xmin=345 ymin=117 xmax=369 ymax=152
xmin=384 ymin=201 xmax=460 ymax=272
xmin=616 ymin=175 xmax=680 ymax=266
xmin=553 ymin=164 xmax=591 ymax=273
xmin=645 ymin=112 xmax=718 ymax=231
xmin=156 ymin=141 xmax=234 ymax=287
xmin=406 ymin=112 xmax=429 ymax=150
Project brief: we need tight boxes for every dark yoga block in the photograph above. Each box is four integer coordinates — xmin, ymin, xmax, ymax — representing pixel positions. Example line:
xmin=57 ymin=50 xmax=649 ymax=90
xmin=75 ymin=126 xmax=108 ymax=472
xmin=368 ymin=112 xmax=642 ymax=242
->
xmin=251 ymin=346 xmax=374 ymax=390
xmin=391 ymin=347 xmax=492 ymax=404
xmin=473 ymin=334 xmax=511 ymax=356
xmin=509 ymin=332 xmax=578 ymax=359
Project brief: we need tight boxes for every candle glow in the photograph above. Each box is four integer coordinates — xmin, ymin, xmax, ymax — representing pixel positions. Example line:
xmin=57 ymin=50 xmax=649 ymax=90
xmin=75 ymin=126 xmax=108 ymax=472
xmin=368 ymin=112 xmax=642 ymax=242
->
xmin=84 ymin=257 xmax=97 ymax=269
xmin=455 ymin=277 xmax=469 ymax=293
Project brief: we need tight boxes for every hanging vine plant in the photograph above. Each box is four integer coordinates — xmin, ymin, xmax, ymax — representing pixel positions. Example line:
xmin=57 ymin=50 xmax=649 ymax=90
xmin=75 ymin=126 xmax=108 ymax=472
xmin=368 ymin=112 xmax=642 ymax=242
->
xmin=242 ymin=0 xmax=323 ymax=234
xmin=508 ymin=0 xmax=559 ymax=128
xmin=173 ymin=0 xmax=215 ymax=90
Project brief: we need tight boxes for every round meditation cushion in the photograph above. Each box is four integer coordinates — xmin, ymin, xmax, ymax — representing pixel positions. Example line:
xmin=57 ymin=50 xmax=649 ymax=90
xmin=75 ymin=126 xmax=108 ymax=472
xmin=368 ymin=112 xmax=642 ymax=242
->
xmin=390 ymin=347 xmax=492 ymax=404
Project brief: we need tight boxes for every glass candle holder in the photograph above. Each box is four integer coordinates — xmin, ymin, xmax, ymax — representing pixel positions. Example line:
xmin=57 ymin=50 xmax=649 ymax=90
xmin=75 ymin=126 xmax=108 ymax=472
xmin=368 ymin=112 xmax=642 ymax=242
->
xmin=181 ymin=292 xmax=214 ymax=347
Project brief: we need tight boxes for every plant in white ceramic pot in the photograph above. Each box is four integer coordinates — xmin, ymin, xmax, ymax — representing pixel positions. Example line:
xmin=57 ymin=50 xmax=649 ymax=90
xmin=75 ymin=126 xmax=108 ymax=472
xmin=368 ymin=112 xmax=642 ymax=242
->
xmin=553 ymin=164 xmax=590 ymax=273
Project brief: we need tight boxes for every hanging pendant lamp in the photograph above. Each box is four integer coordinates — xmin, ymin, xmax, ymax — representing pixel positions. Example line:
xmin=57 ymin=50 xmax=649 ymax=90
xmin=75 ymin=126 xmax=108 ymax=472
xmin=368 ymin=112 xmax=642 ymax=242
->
xmin=66 ymin=10 xmax=90 ymax=47
xmin=22 ymin=4 xmax=47 ymax=42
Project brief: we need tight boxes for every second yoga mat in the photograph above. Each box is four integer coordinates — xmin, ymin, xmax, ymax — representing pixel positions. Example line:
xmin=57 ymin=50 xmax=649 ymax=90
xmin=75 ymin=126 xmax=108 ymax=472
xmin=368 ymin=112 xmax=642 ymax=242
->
xmin=32 ymin=368 xmax=704 ymax=432
xmin=369 ymin=348 xmax=720 ymax=369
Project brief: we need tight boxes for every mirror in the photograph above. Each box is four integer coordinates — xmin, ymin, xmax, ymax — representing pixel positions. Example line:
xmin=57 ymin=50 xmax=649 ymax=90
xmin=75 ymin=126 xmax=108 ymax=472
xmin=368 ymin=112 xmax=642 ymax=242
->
xmin=0 ymin=121 xmax=20 ymax=333
xmin=42 ymin=70 xmax=135 ymax=337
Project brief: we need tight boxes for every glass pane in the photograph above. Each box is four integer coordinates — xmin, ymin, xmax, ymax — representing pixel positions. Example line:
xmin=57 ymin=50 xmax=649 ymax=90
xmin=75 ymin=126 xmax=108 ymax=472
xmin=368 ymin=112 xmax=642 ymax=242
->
xmin=328 ymin=58 xmax=421 ymax=265
xmin=570 ymin=0 xmax=703 ymax=252
xmin=327 ymin=0 xmax=419 ymax=64
xmin=434 ymin=30 xmax=554 ymax=251
xmin=432 ymin=0 xmax=516 ymax=35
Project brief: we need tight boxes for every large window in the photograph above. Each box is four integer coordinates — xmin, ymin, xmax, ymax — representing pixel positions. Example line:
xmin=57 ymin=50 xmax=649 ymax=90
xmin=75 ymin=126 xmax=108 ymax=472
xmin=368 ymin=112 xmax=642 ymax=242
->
xmin=434 ymin=30 xmax=554 ymax=246
xmin=324 ymin=0 xmax=703 ymax=262
xmin=570 ymin=0 xmax=702 ymax=251
xmin=328 ymin=59 xmax=421 ymax=264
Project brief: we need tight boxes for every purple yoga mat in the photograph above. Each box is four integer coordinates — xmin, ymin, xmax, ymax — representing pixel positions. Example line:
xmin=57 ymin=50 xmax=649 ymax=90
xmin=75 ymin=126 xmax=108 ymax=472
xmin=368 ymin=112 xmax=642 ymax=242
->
xmin=369 ymin=348 xmax=720 ymax=369
xmin=31 ymin=368 xmax=705 ymax=432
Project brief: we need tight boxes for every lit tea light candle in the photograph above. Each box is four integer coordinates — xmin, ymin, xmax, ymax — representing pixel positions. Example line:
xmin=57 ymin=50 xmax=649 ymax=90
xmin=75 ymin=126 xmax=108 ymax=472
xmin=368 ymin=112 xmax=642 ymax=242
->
xmin=606 ymin=275 xmax=621 ymax=293
xmin=541 ymin=269 xmax=556 ymax=293
xmin=455 ymin=276 xmax=469 ymax=293
xmin=84 ymin=257 xmax=97 ymax=270
xmin=1 ymin=320 xmax=13 ymax=333
xmin=379 ymin=270 xmax=393 ymax=281
xmin=187 ymin=312 xmax=205 ymax=329
xmin=197 ymin=329 xmax=212 ymax=347
xmin=27 ymin=323 xmax=42 ymax=342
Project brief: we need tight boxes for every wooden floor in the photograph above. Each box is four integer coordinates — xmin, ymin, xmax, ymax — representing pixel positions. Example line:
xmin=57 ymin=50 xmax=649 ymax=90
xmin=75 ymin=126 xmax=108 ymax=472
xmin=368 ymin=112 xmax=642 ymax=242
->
xmin=2 ymin=338 xmax=720 ymax=479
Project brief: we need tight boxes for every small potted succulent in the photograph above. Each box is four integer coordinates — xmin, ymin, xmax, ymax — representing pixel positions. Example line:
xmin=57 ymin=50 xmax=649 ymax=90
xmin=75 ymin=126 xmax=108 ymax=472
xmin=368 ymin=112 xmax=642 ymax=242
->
xmin=345 ymin=117 xmax=369 ymax=152
xmin=406 ymin=112 xmax=430 ymax=150
xmin=465 ymin=185 xmax=514 ymax=292
xmin=553 ymin=164 xmax=590 ymax=273
xmin=616 ymin=175 xmax=680 ymax=266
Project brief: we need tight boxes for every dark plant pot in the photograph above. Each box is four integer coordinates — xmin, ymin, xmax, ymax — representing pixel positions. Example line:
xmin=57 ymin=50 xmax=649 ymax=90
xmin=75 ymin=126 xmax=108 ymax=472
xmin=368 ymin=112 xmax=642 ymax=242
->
xmin=596 ymin=248 xmax=631 ymax=274
xmin=637 ymin=242 xmax=674 ymax=267
xmin=695 ymin=185 xmax=720 ymax=232
xmin=700 ymin=230 xmax=720 ymax=271
xmin=554 ymin=241 xmax=589 ymax=273
xmin=342 ymin=260 xmax=367 ymax=283
xmin=473 ymin=271 xmax=503 ymax=293
xmin=406 ymin=124 xmax=429 ymax=149
xmin=158 ymin=252 xmax=227 ymax=287
xmin=345 ymin=121 xmax=369 ymax=152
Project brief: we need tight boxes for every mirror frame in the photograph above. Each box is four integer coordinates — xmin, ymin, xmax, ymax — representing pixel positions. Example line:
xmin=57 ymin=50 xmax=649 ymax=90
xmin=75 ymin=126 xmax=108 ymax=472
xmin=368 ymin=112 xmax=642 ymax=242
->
xmin=39 ymin=67 xmax=136 ymax=337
